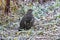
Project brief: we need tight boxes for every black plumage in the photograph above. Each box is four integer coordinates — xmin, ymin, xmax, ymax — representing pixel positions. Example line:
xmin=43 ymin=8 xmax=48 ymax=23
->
xmin=18 ymin=9 xmax=34 ymax=31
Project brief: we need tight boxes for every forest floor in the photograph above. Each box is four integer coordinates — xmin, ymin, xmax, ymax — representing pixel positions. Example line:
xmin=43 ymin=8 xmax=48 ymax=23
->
xmin=0 ymin=0 xmax=60 ymax=40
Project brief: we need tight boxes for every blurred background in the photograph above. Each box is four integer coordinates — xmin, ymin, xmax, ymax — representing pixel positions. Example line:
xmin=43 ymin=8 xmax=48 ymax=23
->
xmin=0 ymin=0 xmax=60 ymax=40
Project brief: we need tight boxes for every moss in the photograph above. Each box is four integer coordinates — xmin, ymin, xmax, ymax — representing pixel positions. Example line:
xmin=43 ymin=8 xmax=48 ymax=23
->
xmin=56 ymin=15 xmax=60 ymax=18
xmin=48 ymin=6 xmax=54 ymax=11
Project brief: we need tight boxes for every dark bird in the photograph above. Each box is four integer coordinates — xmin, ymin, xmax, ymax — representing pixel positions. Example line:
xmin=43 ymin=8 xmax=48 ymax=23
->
xmin=18 ymin=9 xmax=34 ymax=31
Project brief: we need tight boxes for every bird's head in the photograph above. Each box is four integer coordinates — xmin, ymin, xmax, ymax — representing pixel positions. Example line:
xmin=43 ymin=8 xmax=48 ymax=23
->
xmin=27 ymin=9 xmax=33 ymax=13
